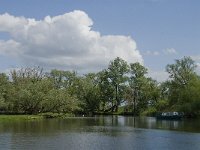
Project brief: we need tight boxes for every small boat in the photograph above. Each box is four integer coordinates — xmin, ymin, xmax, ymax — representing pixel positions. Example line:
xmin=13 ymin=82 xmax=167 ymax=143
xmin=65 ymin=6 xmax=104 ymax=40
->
xmin=156 ymin=112 xmax=184 ymax=120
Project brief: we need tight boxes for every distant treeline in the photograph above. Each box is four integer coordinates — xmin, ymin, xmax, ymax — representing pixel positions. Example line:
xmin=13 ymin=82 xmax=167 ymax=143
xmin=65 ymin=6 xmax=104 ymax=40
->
xmin=0 ymin=57 xmax=200 ymax=116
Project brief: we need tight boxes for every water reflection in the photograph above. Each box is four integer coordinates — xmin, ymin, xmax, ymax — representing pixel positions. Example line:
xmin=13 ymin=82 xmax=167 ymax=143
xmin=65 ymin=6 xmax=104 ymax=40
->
xmin=0 ymin=116 xmax=200 ymax=134
xmin=0 ymin=116 xmax=200 ymax=150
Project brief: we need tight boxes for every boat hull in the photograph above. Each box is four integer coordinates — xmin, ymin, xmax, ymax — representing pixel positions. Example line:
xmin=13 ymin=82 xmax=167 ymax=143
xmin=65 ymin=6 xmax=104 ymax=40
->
xmin=156 ymin=115 xmax=182 ymax=120
xmin=156 ymin=112 xmax=183 ymax=120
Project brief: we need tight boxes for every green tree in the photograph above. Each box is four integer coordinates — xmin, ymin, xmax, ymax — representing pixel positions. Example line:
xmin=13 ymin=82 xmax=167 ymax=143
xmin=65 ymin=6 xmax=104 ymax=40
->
xmin=42 ymin=88 xmax=80 ymax=113
xmin=129 ymin=62 xmax=160 ymax=115
xmin=129 ymin=62 xmax=147 ymax=114
xmin=75 ymin=73 xmax=101 ymax=114
xmin=107 ymin=57 xmax=129 ymax=112
xmin=174 ymin=76 xmax=200 ymax=116
xmin=155 ymin=81 xmax=170 ymax=112
xmin=0 ymin=73 xmax=9 ymax=111
xmin=166 ymin=56 xmax=196 ymax=86
xmin=97 ymin=70 xmax=115 ymax=112
xmin=166 ymin=57 xmax=199 ymax=115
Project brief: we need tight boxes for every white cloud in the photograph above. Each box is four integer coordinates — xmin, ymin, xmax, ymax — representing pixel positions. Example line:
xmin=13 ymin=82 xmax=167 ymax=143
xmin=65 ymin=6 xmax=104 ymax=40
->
xmin=197 ymin=63 xmax=200 ymax=73
xmin=0 ymin=10 xmax=143 ymax=73
xmin=144 ymin=50 xmax=160 ymax=56
xmin=1 ymin=67 xmax=20 ymax=75
xmin=148 ymin=70 xmax=169 ymax=82
xmin=191 ymin=56 xmax=200 ymax=74
xmin=191 ymin=55 xmax=200 ymax=62
xmin=144 ymin=48 xmax=177 ymax=57
xmin=144 ymin=48 xmax=178 ymax=56
xmin=163 ymin=48 xmax=177 ymax=55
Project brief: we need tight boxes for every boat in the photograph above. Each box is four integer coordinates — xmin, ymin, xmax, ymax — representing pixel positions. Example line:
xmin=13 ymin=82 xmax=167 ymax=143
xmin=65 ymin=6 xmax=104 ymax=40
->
xmin=156 ymin=112 xmax=184 ymax=120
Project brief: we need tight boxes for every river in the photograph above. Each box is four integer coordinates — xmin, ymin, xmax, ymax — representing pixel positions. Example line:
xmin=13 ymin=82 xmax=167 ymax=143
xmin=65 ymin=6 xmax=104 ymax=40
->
xmin=0 ymin=116 xmax=200 ymax=150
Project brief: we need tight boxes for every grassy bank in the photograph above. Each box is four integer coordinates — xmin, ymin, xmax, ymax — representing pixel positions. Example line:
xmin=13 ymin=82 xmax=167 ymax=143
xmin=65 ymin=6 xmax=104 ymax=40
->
xmin=0 ymin=113 xmax=75 ymax=121
xmin=0 ymin=115 xmax=43 ymax=121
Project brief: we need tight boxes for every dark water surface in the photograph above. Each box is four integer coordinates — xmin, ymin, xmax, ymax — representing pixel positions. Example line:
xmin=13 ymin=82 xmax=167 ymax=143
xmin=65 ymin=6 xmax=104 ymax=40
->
xmin=0 ymin=116 xmax=200 ymax=150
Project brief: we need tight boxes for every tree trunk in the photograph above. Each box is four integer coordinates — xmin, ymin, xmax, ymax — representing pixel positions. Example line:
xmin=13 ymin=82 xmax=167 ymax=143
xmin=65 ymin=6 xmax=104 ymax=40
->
xmin=115 ymin=84 xmax=118 ymax=112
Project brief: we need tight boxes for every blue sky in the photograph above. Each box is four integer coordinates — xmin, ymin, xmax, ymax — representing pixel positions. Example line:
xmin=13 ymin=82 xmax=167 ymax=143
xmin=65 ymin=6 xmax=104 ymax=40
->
xmin=0 ymin=0 xmax=200 ymax=81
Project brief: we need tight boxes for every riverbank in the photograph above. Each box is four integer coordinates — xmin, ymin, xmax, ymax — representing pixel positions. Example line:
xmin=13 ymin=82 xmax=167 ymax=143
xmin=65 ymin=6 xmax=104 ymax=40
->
xmin=0 ymin=113 xmax=75 ymax=121
xmin=94 ymin=111 xmax=135 ymax=116
xmin=0 ymin=112 xmax=199 ymax=121
xmin=0 ymin=113 xmax=135 ymax=121
xmin=0 ymin=115 xmax=43 ymax=121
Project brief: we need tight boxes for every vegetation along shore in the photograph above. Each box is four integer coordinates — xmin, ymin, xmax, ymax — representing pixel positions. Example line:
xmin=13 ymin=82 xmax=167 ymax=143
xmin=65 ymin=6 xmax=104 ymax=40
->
xmin=0 ymin=56 xmax=200 ymax=118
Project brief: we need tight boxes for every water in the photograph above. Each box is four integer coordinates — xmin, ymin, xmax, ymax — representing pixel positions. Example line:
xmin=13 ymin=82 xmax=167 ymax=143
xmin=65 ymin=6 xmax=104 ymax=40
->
xmin=0 ymin=116 xmax=200 ymax=150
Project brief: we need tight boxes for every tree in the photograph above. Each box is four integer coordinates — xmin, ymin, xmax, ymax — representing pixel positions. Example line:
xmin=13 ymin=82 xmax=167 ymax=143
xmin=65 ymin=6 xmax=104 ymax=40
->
xmin=49 ymin=70 xmax=77 ymax=90
xmin=11 ymin=67 xmax=44 ymax=85
xmin=166 ymin=56 xmax=196 ymax=86
xmin=129 ymin=62 xmax=160 ymax=115
xmin=0 ymin=73 xmax=9 ymax=111
xmin=7 ymin=67 xmax=46 ymax=113
xmin=129 ymin=62 xmax=147 ymax=114
xmin=79 ymin=73 xmax=101 ymax=114
xmin=97 ymin=70 xmax=115 ymax=112
xmin=42 ymin=88 xmax=80 ymax=113
xmin=165 ymin=57 xmax=199 ymax=116
xmin=179 ymin=76 xmax=200 ymax=116
xmin=130 ymin=62 xmax=148 ymax=79
xmin=155 ymin=81 xmax=170 ymax=112
xmin=107 ymin=57 xmax=129 ymax=112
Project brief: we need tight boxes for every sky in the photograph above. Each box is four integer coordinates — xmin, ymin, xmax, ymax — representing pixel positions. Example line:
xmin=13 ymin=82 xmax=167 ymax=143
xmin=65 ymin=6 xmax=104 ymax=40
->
xmin=0 ymin=0 xmax=200 ymax=82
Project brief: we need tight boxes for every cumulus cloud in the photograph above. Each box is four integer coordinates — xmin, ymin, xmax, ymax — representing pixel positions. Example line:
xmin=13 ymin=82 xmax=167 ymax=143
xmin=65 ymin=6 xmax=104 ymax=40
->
xmin=0 ymin=10 xmax=143 ymax=73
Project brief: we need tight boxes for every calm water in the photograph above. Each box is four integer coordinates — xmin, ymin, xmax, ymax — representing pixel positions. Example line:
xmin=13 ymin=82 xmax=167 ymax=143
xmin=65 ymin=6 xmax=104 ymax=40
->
xmin=0 ymin=116 xmax=200 ymax=150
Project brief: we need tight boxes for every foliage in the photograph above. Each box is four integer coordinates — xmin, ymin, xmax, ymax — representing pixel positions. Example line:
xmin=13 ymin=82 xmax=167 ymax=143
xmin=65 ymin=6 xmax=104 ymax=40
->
xmin=0 ymin=56 xmax=199 ymax=117
xmin=128 ymin=62 xmax=160 ymax=115
xmin=106 ymin=57 xmax=129 ymax=112
xmin=165 ymin=57 xmax=200 ymax=116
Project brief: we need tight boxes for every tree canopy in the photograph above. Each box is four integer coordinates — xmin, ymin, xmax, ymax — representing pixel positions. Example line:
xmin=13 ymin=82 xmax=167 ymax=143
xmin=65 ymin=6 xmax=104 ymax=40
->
xmin=0 ymin=56 xmax=199 ymax=117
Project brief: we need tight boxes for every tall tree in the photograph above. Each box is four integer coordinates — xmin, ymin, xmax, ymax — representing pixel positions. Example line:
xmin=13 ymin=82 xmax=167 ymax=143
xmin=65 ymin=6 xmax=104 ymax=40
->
xmin=177 ymin=76 xmax=200 ymax=116
xmin=0 ymin=73 xmax=9 ymax=111
xmin=166 ymin=56 xmax=196 ymax=86
xmin=80 ymin=73 xmax=101 ymax=114
xmin=107 ymin=57 xmax=129 ymax=112
xmin=129 ymin=62 xmax=159 ymax=115
xmin=166 ymin=57 xmax=199 ymax=115
xmin=129 ymin=62 xmax=147 ymax=114
xmin=98 ymin=70 xmax=115 ymax=112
